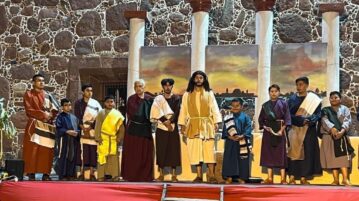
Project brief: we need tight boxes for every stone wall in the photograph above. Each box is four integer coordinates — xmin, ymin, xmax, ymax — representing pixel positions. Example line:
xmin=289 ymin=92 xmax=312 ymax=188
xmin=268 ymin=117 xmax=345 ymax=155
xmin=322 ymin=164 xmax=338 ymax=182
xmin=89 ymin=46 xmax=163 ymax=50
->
xmin=0 ymin=0 xmax=359 ymax=164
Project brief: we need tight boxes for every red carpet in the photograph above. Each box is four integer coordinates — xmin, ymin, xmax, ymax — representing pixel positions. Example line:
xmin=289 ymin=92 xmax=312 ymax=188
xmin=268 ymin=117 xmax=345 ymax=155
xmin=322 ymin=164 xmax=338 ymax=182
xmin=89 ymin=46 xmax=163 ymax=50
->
xmin=225 ymin=185 xmax=359 ymax=201
xmin=0 ymin=182 xmax=162 ymax=201
xmin=1 ymin=181 xmax=359 ymax=201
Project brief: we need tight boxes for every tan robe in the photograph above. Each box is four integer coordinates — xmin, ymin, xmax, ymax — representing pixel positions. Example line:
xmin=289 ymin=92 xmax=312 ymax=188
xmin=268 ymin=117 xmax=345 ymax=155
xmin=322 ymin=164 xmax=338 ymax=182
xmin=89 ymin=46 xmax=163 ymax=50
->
xmin=320 ymin=105 xmax=352 ymax=169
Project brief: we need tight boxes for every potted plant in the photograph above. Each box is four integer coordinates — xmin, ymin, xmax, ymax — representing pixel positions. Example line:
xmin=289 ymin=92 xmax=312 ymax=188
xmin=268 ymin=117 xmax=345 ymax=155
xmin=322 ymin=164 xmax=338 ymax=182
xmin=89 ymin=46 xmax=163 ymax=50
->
xmin=0 ymin=98 xmax=17 ymax=162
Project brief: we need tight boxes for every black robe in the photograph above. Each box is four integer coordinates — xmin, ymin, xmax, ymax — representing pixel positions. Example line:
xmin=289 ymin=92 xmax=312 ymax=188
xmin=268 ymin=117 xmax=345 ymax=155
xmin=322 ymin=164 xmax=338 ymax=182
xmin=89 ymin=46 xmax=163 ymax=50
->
xmin=287 ymin=95 xmax=322 ymax=179
xmin=55 ymin=112 xmax=79 ymax=179
xmin=155 ymin=95 xmax=181 ymax=168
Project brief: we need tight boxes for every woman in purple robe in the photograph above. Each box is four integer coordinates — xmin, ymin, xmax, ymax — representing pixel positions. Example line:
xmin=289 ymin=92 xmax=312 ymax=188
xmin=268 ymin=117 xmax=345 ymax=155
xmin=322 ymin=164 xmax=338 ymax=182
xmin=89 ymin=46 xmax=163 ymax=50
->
xmin=258 ymin=84 xmax=291 ymax=184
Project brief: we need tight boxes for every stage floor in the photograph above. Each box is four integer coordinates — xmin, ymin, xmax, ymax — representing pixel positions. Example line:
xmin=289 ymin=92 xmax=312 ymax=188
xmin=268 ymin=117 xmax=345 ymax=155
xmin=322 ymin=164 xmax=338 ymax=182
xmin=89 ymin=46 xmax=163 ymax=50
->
xmin=1 ymin=181 xmax=359 ymax=201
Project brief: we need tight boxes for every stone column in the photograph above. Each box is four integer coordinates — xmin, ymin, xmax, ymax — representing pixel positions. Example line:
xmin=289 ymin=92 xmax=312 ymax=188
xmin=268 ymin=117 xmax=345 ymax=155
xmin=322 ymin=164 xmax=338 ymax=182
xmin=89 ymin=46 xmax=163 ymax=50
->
xmin=124 ymin=11 xmax=147 ymax=98
xmin=254 ymin=0 xmax=276 ymax=131
xmin=319 ymin=3 xmax=344 ymax=106
xmin=189 ymin=0 xmax=211 ymax=73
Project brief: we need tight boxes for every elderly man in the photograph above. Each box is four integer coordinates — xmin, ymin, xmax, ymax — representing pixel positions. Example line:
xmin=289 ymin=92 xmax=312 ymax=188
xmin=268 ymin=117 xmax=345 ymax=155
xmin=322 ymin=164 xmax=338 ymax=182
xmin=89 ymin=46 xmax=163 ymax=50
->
xmin=121 ymin=79 xmax=154 ymax=182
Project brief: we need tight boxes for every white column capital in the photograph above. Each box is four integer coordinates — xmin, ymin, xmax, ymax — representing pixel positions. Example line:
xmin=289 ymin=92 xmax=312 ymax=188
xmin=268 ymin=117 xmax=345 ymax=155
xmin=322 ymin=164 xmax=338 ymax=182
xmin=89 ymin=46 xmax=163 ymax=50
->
xmin=189 ymin=0 xmax=211 ymax=13
xmin=318 ymin=3 xmax=345 ymax=16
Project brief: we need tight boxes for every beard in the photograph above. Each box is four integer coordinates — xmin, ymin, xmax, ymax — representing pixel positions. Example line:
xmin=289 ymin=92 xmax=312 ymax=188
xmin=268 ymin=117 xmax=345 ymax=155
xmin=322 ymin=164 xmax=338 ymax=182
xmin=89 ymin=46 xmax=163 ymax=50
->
xmin=195 ymin=82 xmax=203 ymax=87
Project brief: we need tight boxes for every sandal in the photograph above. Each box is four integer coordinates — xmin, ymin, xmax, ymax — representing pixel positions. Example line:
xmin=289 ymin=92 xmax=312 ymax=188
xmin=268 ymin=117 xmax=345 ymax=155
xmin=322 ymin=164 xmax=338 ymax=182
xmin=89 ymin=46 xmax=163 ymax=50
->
xmin=171 ymin=176 xmax=178 ymax=182
xmin=208 ymin=177 xmax=218 ymax=184
xmin=300 ymin=178 xmax=310 ymax=185
xmin=42 ymin=174 xmax=52 ymax=181
xmin=193 ymin=176 xmax=203 ymax=183
xmin=225 ymin=177 xmax=232 ymax=184
xmin=237 ymin=179 xmax=246 ymax=184
xmin=341 ymin=180 xmax=351 ymax=186
xmin=155 ymin=175 xmax=164 ymax=182
xmin=288 ymin=179 xmax=296 ymax=185
xmin=280 ymin=180 xmax=288 ymax=185
xmin=112 ymin=177 xmax=121 ymax=182
xmin=261 ymin=178 xmax=273 ymax=184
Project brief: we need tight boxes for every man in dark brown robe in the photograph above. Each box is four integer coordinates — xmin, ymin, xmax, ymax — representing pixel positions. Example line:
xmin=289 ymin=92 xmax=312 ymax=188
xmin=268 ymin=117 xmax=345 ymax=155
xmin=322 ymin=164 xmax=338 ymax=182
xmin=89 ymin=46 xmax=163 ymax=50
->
xmin=23 ymin=74 xmax=59 ymax=181
xmin=150 ymin=78 xmax=181 ymax=182
xmin=121 ymin=79 xmax=154 ymax=182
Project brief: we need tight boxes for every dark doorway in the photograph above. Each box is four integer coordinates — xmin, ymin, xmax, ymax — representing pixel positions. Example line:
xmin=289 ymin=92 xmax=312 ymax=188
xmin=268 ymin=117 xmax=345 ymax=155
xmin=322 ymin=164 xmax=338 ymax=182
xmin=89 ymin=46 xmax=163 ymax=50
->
xmin=79 ymin=67 xmax=127 ymax=114
xmin=103 ymin=82 xmax=126 ymax=115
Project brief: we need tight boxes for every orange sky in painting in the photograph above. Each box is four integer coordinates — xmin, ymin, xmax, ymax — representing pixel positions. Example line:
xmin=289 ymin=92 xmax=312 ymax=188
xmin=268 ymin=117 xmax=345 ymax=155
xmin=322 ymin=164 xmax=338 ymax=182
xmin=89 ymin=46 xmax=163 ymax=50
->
xmin=140 ymin=44 xmax=327 ymax=96
xmin=206 ymin=45 xmax=258 ymax=95
xmin=140 ymin=47 xmax=191 ymax=94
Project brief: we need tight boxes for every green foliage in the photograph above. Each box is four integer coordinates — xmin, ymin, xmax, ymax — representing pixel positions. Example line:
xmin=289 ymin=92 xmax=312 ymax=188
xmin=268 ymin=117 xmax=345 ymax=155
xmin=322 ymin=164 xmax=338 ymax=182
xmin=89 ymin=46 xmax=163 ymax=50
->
xmin=0 ymin=98 xmax=17 ymax=139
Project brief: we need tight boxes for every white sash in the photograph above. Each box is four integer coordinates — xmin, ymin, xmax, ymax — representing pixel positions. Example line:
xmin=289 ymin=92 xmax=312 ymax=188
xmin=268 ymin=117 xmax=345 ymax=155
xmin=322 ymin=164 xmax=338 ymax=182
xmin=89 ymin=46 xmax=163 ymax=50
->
xmin=150 ymin=95 xmax=175 ymax=131
xmin=81 ymin=98 xmax=101 ymax=145
xmin=31 ymin=120 xmax=56 ymax=148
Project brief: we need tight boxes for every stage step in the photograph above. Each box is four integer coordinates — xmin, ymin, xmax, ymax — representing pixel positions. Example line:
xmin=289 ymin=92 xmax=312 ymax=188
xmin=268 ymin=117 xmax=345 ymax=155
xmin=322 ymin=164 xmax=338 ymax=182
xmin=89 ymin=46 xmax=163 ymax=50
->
xmin=163 ymin=198 xmax=218 ymax=201
xmin=161 ymin=184 xmax=224 ymax=201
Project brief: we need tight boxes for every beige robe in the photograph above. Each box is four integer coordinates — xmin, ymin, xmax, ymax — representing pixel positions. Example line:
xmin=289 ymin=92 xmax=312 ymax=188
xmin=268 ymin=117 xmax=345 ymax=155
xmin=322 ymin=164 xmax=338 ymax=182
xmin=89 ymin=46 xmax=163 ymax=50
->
xmin=178 ymin=89 xmax=222 ymax=139
xmin=320 ymin=105 xmax=352 ymax=169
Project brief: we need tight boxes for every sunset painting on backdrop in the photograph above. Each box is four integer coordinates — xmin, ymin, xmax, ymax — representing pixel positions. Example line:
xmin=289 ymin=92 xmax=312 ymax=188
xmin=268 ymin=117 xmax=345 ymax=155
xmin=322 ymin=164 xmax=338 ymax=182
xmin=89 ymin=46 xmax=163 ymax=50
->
xmin=140 ymin=46 xmax=191 ymax=95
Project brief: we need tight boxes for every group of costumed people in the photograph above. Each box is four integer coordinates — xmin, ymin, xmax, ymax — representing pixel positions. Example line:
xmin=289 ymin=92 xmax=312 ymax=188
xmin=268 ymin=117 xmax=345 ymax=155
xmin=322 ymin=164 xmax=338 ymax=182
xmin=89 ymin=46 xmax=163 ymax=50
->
xmin=23 ymin=71 xmax=354 ymax=185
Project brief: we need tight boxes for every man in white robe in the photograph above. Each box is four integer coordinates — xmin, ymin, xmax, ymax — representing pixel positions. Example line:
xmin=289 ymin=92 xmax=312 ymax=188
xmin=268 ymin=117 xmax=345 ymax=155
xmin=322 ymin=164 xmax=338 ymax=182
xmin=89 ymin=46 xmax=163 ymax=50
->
xmin=179 ymin=71 xmax=222 ymax=184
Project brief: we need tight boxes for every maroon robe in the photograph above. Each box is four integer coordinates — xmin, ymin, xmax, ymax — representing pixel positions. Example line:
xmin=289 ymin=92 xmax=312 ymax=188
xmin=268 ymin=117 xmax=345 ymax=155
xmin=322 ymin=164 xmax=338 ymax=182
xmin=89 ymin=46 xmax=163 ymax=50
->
xmin=121 ymin=94 xmax=154 ymax=182
xmin=23 ymin=89 xmax=58 ymax=174
xmin=74 ymin=98 xmax=97 ymax=168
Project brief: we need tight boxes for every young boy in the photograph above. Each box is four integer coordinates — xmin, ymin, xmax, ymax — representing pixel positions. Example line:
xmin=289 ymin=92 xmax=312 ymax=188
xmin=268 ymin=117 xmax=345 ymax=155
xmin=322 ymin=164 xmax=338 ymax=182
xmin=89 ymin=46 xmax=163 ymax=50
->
xmin=320 ymin=91 xmax=353 ymax=186
xmin=55 ymin=98 xmax=79 ymax=181
xmin=222 ymin=98 xmax=253 ymax=184
xmin=95 ymin=96 xmax=125 ymax=182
